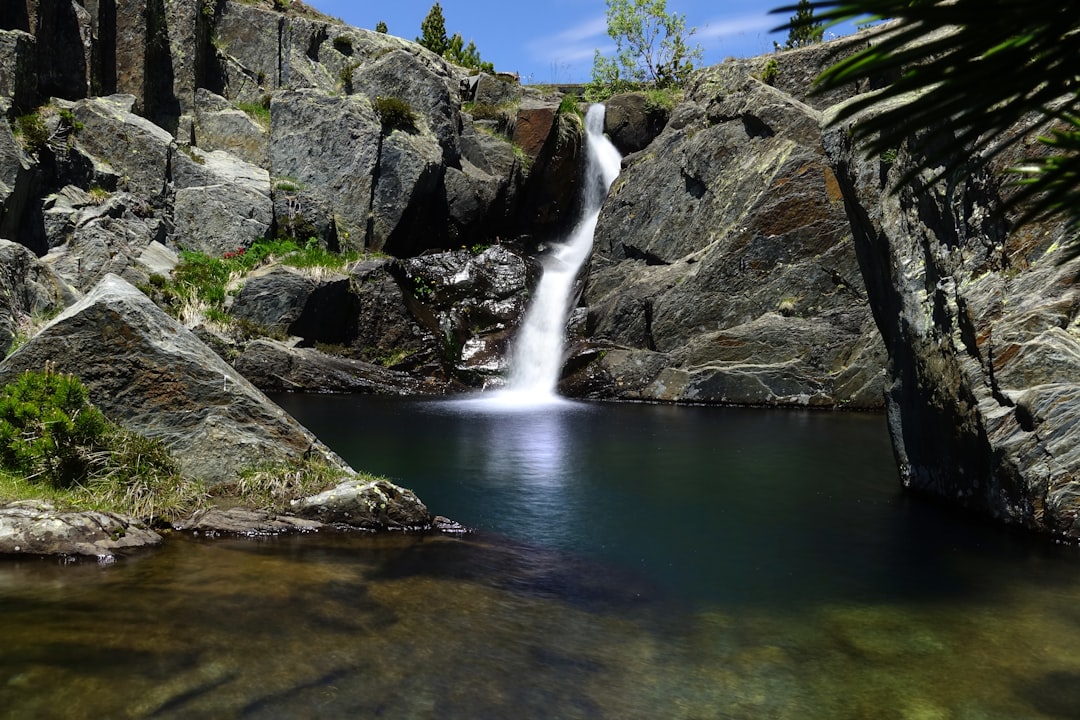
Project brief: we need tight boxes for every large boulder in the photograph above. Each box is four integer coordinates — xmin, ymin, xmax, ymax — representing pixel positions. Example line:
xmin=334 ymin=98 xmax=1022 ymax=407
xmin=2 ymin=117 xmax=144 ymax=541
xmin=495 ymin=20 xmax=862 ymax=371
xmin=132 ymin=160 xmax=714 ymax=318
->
xmin=192 ymin=89 xmax=270 ymax=169
xmin=70 ymin=94 xmax=174 ymax=199
xmin=0 ymin=29 xmax=36 ymax=109
xmin=0 ymin=273 xmax=348 ymax=485
xmin=573 ymin=55 xmax=885 ymax=408
xmin=0 ymin=238 xmax=73 ymax=354
xmin=171 ymin=147 xmax=272 ymax=255
xmin=232 ymin=339 xmax=423 ymax=395
xmin=229 ymin=264 xmax=355 ymax=343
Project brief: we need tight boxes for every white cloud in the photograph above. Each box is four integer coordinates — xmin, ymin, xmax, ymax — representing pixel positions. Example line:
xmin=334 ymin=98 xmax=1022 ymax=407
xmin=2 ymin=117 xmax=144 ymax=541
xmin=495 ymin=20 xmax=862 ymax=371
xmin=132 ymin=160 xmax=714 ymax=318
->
xmin=526 ymin=15 xmax=610 ymax=66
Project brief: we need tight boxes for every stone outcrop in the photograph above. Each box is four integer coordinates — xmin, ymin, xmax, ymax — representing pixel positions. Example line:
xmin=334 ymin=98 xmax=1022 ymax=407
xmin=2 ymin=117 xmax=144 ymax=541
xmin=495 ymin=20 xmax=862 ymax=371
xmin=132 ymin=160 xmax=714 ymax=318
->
xmin=826 ymin=108 xmax=1080 ymax=536
xmin=566 ymin=53 xmax=886 ymax=408
xmin=0 ymin=500 xmax=162 ymax=557
xmin=290 ymin=478 xmax=431 ymax=530
xmin=0 ymin=273 xmax=347 ymax=485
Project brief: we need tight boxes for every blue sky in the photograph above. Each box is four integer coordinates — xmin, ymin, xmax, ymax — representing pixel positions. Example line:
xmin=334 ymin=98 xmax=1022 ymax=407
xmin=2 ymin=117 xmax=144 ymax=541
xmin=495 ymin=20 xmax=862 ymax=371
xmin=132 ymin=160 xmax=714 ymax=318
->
xmin=305 ymin=0 xmax=858 ymax=85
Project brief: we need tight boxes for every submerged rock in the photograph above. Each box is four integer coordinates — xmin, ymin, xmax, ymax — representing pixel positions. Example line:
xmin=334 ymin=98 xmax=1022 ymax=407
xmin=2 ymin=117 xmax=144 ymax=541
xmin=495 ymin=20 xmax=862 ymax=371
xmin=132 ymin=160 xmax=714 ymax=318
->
xmin=0 ymin=500 xmax=162 ymax=558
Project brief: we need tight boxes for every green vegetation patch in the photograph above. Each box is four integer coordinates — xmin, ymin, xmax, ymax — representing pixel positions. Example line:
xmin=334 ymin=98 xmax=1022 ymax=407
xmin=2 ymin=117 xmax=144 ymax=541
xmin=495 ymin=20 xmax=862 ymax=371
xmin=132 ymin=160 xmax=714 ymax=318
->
xmin=372 ymin=96 xmax=418 ymax=133
xmin=0 ymin=368 xmax=206 ymax=521
xmin=213 ymin=456 xmax=368 ymax=514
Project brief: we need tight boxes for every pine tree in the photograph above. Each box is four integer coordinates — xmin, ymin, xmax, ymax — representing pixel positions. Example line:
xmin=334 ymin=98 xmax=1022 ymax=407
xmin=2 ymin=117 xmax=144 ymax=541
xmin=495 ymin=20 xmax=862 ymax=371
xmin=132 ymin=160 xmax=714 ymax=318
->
xmin=783 ymin=0 xmax=824 ymax=49
xmin=375 ymin=21 xmax=388 ymax=34
xmin=417 ymin=3 xmax=448 ymax=56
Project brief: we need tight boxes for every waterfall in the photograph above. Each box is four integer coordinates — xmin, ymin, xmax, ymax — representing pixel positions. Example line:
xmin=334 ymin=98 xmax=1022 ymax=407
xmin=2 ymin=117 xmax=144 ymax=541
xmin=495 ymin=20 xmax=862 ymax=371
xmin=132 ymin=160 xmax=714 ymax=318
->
xmin=501 ymin=103 xmax=622 ymax=402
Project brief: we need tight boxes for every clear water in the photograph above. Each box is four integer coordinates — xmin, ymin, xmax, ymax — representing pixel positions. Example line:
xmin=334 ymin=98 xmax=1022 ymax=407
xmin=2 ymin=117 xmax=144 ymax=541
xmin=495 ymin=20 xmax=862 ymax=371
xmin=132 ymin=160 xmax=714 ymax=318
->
xmin=3 ymin=396 xmax=1080 ymax=719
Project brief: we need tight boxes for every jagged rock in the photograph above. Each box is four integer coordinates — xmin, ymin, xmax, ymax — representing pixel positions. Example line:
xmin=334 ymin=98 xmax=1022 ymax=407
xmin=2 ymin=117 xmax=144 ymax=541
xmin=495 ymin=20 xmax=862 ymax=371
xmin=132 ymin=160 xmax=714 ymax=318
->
xmin=825 ymin=105 xmax=1080 ymax=536
xmin=344 ymin=257 xmax=439 ymax=373
xmin=192 ymin=89 xmax=270 ymax=168
xmin=0 ymin=29 xmax=36 ymax=109
xmin=230 ymin=264 xmax=354 ymax=343
xmin=232 ymin=338 xmax=425 ymax=394
xmin=401 ymin=245 xmax=534 ymax=383
xmin=40 ymin=188 xmax=165 ymax=292
xmin=0 ymin=238 xmax=73 ymax=354
xmin=0 ymin=500 xmax=162 ymax=557
xmin=603 ymin=92 xmax=668 ymax=155
xmin=270 ymin=88 xmax=380 ymax=244
xmin=573 ymin=55 xmax=886 ymax=408
xmin=70 ymin=94 xmax=173 ymax=199
xmin=0 ymin=112 xmax=35 ymax=242
xmin=0 ymin=273 xmax=348 ymax=485
xmin=171 ymin=147 xmax=272 ymax=255
xmin=290 ymin=478 xmax=432 ymax=530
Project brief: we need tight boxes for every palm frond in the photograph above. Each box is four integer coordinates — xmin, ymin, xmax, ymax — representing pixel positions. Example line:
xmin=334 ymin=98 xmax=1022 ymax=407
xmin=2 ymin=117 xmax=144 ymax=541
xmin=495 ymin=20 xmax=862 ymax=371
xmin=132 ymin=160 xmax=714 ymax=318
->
xmin=772 ymin=0 xmax=1080 ymax=243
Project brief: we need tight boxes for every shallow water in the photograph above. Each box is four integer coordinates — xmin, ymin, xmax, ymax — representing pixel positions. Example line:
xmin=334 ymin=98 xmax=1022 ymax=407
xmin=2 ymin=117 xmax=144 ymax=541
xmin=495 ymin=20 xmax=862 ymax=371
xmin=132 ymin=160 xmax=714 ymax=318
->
xmin=3 ymin=396 xmax=1080 ymax=719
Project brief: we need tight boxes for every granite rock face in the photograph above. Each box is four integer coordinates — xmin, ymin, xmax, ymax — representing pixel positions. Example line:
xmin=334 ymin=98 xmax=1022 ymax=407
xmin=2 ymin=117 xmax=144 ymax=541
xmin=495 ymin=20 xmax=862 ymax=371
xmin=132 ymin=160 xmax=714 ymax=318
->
xmin=567 ymin=52 xmax=886 ymax=408
xmin=826 ymin=110 xmax=1080 ymax=536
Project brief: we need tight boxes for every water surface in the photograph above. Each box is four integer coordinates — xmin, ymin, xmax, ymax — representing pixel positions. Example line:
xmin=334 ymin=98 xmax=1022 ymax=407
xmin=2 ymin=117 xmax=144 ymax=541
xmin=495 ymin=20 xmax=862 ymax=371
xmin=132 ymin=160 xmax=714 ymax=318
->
xmin=3 ymin=396 xmax=1079 ymax=719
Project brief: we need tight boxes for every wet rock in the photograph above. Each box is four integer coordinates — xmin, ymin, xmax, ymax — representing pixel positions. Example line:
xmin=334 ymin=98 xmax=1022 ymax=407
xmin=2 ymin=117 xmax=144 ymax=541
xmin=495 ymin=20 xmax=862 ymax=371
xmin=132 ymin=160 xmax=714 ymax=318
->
xmin=178 ymin=507 xmax=324 ymax=536
xmin=825 ymin=102 xmax=1080 ymax=536
xmin=291 ymin=478 xmax=432 ymax=530
xmin=0 ymin=500 xmax=162 ymax=557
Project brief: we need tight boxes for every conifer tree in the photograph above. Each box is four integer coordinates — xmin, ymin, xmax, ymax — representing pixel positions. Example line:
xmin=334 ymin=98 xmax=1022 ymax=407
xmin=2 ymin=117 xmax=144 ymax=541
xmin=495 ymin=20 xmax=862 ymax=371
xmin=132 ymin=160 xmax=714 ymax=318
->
xmin=417 ymin=3 xmax=449 ymax=56
xmin=783 ymin=0 xmax=824 ymax=48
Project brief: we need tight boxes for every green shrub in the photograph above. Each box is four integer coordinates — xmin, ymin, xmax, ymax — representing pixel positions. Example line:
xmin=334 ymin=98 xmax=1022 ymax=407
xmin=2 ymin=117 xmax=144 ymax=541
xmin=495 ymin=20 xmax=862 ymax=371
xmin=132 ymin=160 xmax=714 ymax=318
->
xmin=372 ymin=96 xmax=418 ymax=132
xmin=760 ymin=58 xmax=779 ymax=86
xmin=0 ymin=367 xmax=109 ymax=489
xmin=14 ymin=113 xmax=49 ymax=152
xmin=215 ymin=456 xmax=354 ymax=513
xmin=332 ymin=35 xmax=354 ymax=55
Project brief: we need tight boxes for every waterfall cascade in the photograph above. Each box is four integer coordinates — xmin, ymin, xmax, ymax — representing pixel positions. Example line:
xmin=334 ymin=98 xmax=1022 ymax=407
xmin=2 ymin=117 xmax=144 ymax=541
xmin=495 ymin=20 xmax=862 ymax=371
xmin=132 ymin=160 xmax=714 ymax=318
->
xmin=498 ymin=103 xmax=622 ymax=403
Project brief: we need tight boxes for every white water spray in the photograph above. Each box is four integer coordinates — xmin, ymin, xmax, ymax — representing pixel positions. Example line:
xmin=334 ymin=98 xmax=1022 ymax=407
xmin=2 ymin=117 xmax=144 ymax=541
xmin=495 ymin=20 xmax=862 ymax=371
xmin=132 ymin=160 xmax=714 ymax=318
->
xmin=499 ymin=103 xmax=622 ymax=403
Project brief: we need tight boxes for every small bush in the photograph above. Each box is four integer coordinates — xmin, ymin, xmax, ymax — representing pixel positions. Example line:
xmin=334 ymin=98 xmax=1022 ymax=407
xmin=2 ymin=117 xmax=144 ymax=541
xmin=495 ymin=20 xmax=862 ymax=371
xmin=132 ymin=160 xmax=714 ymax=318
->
xmin=332 ymin=35 xmax=354 ymax=56
xmin=760 ymin=58 xmax=779 ymax=86
xmin=0 ymin=367 xmax=109 ymax=489
xmin=372 ymin=96 xmax=418 ymax=133
xmin=236 ymin=99 xmax=271 ymax=128
xmin=15 ymin=113 xmax=49 ymax=152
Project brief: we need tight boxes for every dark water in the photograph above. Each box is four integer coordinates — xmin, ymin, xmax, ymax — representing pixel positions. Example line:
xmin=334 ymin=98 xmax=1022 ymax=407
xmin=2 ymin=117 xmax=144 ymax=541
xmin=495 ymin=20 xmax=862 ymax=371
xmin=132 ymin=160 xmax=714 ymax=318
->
xmin=3 ymin=395 xmax=1080 ymax=719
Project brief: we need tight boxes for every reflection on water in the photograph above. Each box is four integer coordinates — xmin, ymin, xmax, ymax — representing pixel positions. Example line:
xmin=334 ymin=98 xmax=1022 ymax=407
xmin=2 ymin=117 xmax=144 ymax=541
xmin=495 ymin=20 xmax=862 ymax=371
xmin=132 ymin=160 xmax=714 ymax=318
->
xmin=4 ymin=397 xmax=1080 ymax=719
